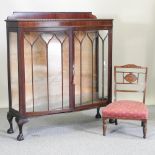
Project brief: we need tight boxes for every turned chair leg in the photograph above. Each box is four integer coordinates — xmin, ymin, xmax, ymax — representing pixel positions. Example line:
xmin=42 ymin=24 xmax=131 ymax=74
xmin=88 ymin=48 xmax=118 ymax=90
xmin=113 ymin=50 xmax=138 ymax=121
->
xmin=143 ymin=120 xmax=147 ymax=139
xmin=103 ymin=118 xmax=107 ymax=136
xmin=115 ymin=119 xmax=118 ymax=125
xmin=7 ymin=111 xmax=14 ymax=134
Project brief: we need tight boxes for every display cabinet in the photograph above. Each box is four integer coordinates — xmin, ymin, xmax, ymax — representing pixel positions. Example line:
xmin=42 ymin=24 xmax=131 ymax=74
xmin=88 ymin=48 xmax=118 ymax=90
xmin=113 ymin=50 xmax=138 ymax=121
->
xmin=6 ymin=12 xmax=113 ymax=140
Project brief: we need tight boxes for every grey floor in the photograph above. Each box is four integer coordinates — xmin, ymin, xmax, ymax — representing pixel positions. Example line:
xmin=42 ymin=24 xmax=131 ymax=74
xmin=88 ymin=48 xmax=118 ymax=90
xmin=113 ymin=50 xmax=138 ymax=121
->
xmin=0 ymin=106 xmax=155 ymax=155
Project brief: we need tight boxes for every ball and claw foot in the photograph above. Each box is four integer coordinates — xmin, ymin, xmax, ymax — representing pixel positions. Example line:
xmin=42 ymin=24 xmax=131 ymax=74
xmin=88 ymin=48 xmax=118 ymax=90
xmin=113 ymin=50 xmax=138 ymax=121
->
xmin=17 ymin=133 xmax=24 ymax=141
xmin=95 ymin=113 xmax=101 ymax=118
xmin=15 ymin=117 xmax=28 ymax=141
xmin=7 ymin=128 xmax=14 ymax=134
xmin=7 ymin=112 xmax=14 ymax=134
xmin=95 ymin=107 xmax=101 ymax=119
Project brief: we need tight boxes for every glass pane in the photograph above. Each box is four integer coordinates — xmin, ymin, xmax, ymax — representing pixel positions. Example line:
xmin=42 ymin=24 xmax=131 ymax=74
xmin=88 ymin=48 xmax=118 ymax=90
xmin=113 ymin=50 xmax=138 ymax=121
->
xmin=24 ymin=36 xmax=33 ymax=112
xmin=48 ymin=37 xmax=62 ymax=109
xmin=48 ymin=33 xmax=69 ymax=109
xmin=81 ymin=33 xmax=93 ymax=104
xmin=33 ymin=36 xmax=48 ymax=111
xmin=9 ymin=32 xmax=19 ymax=111
xmin=62 ymin=37 xmax=69 ymax=108
xmin=98 ymin=30 xmax=109 ymax=99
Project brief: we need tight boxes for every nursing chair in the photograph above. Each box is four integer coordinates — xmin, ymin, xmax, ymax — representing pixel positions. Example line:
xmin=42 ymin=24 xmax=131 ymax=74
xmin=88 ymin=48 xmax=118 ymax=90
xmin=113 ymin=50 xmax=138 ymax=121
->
xmin=102 ymin=64 xmax=148 ymax=138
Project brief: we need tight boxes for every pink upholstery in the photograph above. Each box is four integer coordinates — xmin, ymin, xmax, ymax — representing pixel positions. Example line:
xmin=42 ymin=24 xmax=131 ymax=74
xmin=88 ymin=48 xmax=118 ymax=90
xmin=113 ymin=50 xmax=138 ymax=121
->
xmin=102 ymin=100 xmax=148 ymax=120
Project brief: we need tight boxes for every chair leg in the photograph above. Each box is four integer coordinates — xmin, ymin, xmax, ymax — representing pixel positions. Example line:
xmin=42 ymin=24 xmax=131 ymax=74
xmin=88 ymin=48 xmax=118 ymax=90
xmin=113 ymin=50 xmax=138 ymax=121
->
xmin=142 ymin=120 xmax=147 ymax=139
xmin=141 ymin=121 xmax=144 ymax=127
xmin=109 ymin=119 xmax=115 ymax=124
xmin=103 ymin=118 xmax=107 ymax=136
xmin=115 ymin=119 xmax=118 ymax=125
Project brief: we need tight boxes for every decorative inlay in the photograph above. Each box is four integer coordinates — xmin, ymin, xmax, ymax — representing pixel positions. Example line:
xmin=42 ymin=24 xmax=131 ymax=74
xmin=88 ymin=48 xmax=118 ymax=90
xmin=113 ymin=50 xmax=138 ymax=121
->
xmin=124 ymin=73 xmax=137 ymax=83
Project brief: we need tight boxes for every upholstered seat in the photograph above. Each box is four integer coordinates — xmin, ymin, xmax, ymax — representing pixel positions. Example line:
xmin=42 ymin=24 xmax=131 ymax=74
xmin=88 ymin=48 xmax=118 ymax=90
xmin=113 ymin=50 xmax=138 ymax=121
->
xmin=102 ymin=64 xmax=148 ymax=138
xmin=102 ymin=100 xmax=148 ymax=120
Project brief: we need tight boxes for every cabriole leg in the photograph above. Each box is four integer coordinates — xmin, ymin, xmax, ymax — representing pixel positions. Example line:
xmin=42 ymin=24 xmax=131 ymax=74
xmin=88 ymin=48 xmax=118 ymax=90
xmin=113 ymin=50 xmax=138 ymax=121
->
xmin=7 ymin=111 xmax=14 ymax=134
xmin=15 ymin=117 xmax=28 ymax=141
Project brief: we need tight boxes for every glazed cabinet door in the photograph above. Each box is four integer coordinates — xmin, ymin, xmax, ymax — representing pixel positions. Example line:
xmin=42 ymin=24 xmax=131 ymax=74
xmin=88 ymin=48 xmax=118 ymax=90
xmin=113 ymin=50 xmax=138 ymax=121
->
xmin=24 ymin=31 xmax=70 ymax=112
xmin=74 ymin=30 xmax=109 ymax=107
xmin=9 ymin=29 xmax=110 ymax=113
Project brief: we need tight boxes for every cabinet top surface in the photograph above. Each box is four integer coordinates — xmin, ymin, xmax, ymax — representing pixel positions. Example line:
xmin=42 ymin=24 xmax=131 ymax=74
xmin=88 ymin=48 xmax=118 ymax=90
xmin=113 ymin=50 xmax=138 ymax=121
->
xmin=6 ymin=12 xmax=113 ymax=21
xmin=6 ymin=12 xmax=113 ymax=29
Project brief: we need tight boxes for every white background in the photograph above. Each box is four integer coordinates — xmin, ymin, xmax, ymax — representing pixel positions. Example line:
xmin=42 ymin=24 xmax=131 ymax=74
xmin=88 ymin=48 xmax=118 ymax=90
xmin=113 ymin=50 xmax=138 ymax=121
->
xmin=0 ymin=0 xmax=155 ymax=108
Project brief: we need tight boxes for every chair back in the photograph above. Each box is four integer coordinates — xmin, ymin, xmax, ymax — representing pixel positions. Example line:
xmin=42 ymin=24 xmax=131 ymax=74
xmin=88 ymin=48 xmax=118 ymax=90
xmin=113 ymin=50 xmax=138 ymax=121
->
xmin=114 ymin=64 xmax=147 ymax=103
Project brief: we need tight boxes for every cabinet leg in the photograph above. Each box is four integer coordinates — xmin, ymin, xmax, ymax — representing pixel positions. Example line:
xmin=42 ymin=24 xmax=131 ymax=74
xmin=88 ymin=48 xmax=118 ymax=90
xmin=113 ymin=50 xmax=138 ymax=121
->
xmin=15 ymin=117 xmax=28 ymax=141
xmin=7 ymin=111 xmax=14 ymax=134
xmin=95 ymin=107 xmax=101 ymax=118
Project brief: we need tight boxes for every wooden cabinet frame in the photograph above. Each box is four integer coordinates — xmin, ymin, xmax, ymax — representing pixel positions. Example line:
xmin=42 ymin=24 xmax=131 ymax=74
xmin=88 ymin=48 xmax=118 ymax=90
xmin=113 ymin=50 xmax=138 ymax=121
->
xmin=6 ymin=12 xmax=113 ymax=140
